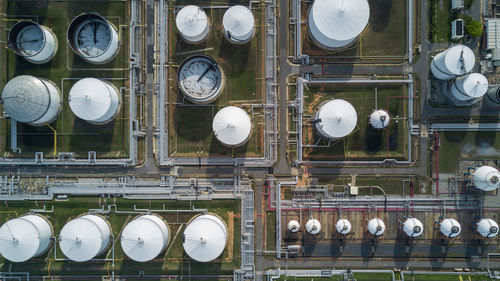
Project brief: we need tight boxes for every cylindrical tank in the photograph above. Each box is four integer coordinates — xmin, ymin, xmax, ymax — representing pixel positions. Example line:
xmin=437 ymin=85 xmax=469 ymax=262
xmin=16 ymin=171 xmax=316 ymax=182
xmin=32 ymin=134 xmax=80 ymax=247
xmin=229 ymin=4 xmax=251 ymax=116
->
xmin=68 ymin=78 xmax=121 ymax=124
xmin=212 ymin=106 xmax=252 ymax=147
xmin=1 ymin=75 xmax=62 ymax=126
xmin=0 ymin=214 xmax=53 ymax=262
xmin=336 ymin=219 xmax=352 ymax=235
xmin=305 ymin=218 xmax=321 ymax=235
xmin=176 ymin=5 xmax=210 ymax=43
xmin=287 ymin=220 xmax=300 ymax=233
xmin=223 ymin=6 xmax=255 ymax=44
xmin=430 ymin=45 xmax=475 ymax=80
xmin=473 ymin=165 xmax=500 ymax=191
xmin=182 ymin=214 xmax=227 ymax=262
xmin=483 ymin=86 xmax=500 ymax=107
xmin=450 ymin=73 xmax=489 ymax=103
xmin=121 ymin=214 xmax=170 ymax=262
xmin=367 ymin=218 xmax=385 ymax=237
xmin=177 ymin=55 xmax=224 ymax=104
xmin=308 ymin=0 xmax=369 ymax=49
xmin=314 ymin=99 xmax=357 ymax=140
xmin=439 ymin=218 xmax=461 ymax=238
xmin=403 ymin=218 xmax=423 ymax=238
xmin=59 ymin=214 xmax=111 ymax=262
xmin=67 ymin=13 xmax=120 ymax=64
xmin=369 ymin=109 xmax=390 ymax=129
xmin=7 ymin=20 xmax=57 ymax=64
xmin=477 ymin=218 xmax=499 ymax=238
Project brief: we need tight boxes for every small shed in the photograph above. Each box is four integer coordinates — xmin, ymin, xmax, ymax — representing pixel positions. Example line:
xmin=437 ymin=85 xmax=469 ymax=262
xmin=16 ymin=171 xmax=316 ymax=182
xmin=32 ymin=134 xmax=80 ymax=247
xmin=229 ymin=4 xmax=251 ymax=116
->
xmin=451 ymin=19 xmax=464 ymax=39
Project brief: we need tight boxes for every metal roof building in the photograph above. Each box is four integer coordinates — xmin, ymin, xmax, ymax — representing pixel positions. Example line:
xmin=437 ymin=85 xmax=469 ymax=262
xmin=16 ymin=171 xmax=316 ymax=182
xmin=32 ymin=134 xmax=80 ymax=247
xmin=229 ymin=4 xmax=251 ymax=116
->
xmin=176 ymin=6 xmax=210 ymax=44
xmin=183 ymin=214 xmax=227 ymax=262
xmin=223 ymin=6 xmax=255 ymax=44
xmin=213 ymin=106 xmax=252 ymax=147
xmin=315 ymin=99 xmax=357 ymax=139
xmin=8 ymin=21 xmax=58 ymax=64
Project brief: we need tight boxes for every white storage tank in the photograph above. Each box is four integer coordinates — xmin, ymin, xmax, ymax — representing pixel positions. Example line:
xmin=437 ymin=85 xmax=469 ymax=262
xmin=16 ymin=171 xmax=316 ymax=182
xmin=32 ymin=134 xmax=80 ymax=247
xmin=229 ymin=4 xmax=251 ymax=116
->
xmin=439 ymin=218 xmax=461 ymax=238
xmin=305 ymin=218 xmax=321 ymax=235
xmin=1 ymin=75 xmax=62 ymax=126
xmin=68 ymin=78 xmax=121 ymax=124
xmin=67 ymin=13 xmax=120 ymax=64
xmin=369 ymin=110 xmax=390 ymax=129
xmin=176 ymin=5 xmax=210 ymax=43
xmin=473 ymin=165 xmax=500 ymax=191
xmin=121 ymin=214 xmax=170 ymax=262
xmin=213 ymin=106 xmax=252 ymax=147
xmin=0 ymin=214 xmax=53 ymax=262
xmin=430 ymin=45 xmax=475 ymax=80
xmin=287 ymin=220 xmax=300 ymax=233
xmin=7 ymin=20 xmax=58 ymax=64
xmin=450 ymin=73 xmax=488 ymax=104
xmin=308 ymin=0 xmax=369 ymax=49
xmin=477 ymin=218 xmax=499 ymax=238
xmin=59 ymin=214 xmax=111 ymax=262
xmin=183 ymin=214 xmax=227 ymax=262
xmin=402 ymin=218 xmax=423 ymax=238
xmin=315 ymin=99 xmax=357 ymax=139
xmin=367 ymin=218 xmax=385 ymax=237
xmin=336 ymin=219 xmax=352 ymax=235
xmin=177 ymin=55 xmax=224 ymax=104
xmin=223 ymin=5 xmax=255 ymax=44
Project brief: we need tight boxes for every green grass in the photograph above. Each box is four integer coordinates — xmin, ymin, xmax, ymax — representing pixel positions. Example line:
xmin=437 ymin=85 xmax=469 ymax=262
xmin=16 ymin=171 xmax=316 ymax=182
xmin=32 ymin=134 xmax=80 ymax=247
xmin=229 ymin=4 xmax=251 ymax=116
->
xmin=354 ymin=273 xmax=393 ymax=281
xmin=404 ymin=274 xmax=492 ymax=281
xmin=277 ymin=277 xmax=343 ymax=281
xmin=266 ymin=211 xmax=276 ymax=251
xmin=429 ymin=0 xmax=451 ymax=43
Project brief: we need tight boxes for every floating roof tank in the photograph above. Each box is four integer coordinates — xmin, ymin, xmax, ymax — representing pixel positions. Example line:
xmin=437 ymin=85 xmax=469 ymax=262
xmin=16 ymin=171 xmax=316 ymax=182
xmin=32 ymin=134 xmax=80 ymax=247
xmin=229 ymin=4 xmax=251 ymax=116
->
xmin=67 ymin=13 xmax=120 ymax=64
xmin=308 ymin=0 xmax=369 ymax=49
xmin=369 ymin=110 xmax=390 ymax=129
xmin=477 ymin=218 xmax=499 ymax=238
xmin=287 ymin=220 xmax=300 ymax=233
xmin=403 ymin=218 xmax=424 ymax=238
xmin=473 ymin=166 xmax=500 ymax=191
xmin=336 ymin=219 xmax=352 ymax=235
xmin=176 ymin=5 xmax=210 ymax=44
xmin=7 ymin=20 xmax=57 ymax=64
xmin=212 ymin=106 xmax=252 ymax=147
xmin=59 ymin=214 xmax=111 ymax=262
xmin=367 ymin=218 xmax=385 ymax=237
xmin=68 ymin=78 xmax=121 ymax=124
xmin=439 ymin=218 xmax=461 ymax=238
xmin=177 ymin=55 xmax=224 ymax=104
xmin=183 ymin=214 xmax=227 ymax=262
xmin=430 ymin=45 xmax=475 ymax=80
xmin=223 ymin=6 xmax=255 ymax=44
xmin=305 ymin=218 xmax=321 ymax=235
xmin=121 ymin=214 xmax=170 ymax=262
xmin=315 ymin=99 xmax=357 ymax=139
xmin=1 ymin=75 xmax=62 ymax=126
xmin=0 ymin=214 xmax=53 ymax=262
xmin=450 ymin=73 xmax=488 ymax=104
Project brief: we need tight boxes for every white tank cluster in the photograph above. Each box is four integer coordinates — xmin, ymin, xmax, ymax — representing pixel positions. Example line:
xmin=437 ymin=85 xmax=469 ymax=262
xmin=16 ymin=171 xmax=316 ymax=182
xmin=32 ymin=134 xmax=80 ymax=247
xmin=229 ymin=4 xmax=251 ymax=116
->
xmin=450 ymin=73 xmax=489 ymax=104
xmin=369 ymin=109 xmax=390 ymax=130
xmin=176 ymin=5 xmax=210 ymax=44
xmin=68 ymin=78 xmax=121 ymax=124
xmin=305 ymin=218 xmax=321 ymax=235
xmin=67 ymin=13 xmax=120 ymax=64
xmin=367 ymin=218 xmax=385 ymax=237
xmin=287 ymin=220 xmax=300 ymax=232
xmin=177 ymin=55 xmax=224 ymax=104
xmin=431 ymin=45 xmax=475 ymax=80
xmin=336 ymin=219 xmax=352 ymax=235
xmin=473 ymin=165 xmax=500 ymax=191
xmin=308 ymin=0 xmax=369 ymax=50
xmin=212 ymin=106 xmax=252 ymax=147
xmin=1 ymin=75 xmax=62 ymax=126
xmin=476 ymin=218 xmax=499 ymax=238
xmin=7 ymin=20 xmax=58 ymax=64
xmin=439 ymin=218 xmax=461 ymax=238
xmin=182 ymin=214 xmax=228 ymax=262
xmin=223 ymin=5 xmax=255 ymax=44
xmin=402 ymin=218 xmax=424 ymax=238
xmin=314 ymin=99 xmax=358 ymax=140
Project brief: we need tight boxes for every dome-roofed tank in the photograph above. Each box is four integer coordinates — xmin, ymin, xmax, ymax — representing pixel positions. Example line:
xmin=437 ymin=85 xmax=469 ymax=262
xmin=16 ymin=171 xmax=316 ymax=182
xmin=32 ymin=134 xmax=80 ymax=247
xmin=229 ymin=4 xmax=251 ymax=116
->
xmin=403 ymin=218 xmax=424 ymax=238
xmin=0 ymin=214 xmax=53 ymax=262
xmin=67 ymin=13 xmax=120 ymax=64
xmin=212 ymin=106 xmax=252 ymax=147
xmin=367 ymin=218 xmax=385 ymax=237
xmin=305 ymin=218 xmax=321 ymax=235
xmin=1 ymin=75 xmax=62 ymax=126
xmin=68 ymin=78 xmax=121 ymax=124
xmin=484 ymin=85 xmax=500 ymax=107
xmin=177 ymin=55 xmax=224 ymax=104
xmin=183 ymin=214 xmax=227 ymax=262
xmin=176 ymin=5 xmax=210 ymax=44
xmin=369 ymin=109 xmax=390 ymax=129
xmin=308 ymin=0 xmax=369 ymax=49
xmin=439 ymin=218 xmax=461 ymax=238
xmin=477 ymin=218 xmax=499 ymax=238
xmin=430 ymin=44 xmax=475 ymax=80
xmin=314 ymin=99 xmax=357 ymax=139
xmin=121 ymin=214 xmax=170 ymax=262
xmin=7 ymin=20 xmax=58 ymax=64
xmin=450 ymin=73 xmax=489 ymax=104
xmin=59 ymin=214 xmax=111 ymax=262
xmin=336 ymin=219 xmax=352 ymax=235
xmin=287 ymin=220 xmax=300 ymax=233
xmin=473 ymin=165 xmax=500 ymax=191
xmin=223 ymin=5 xmax=255 ymax=44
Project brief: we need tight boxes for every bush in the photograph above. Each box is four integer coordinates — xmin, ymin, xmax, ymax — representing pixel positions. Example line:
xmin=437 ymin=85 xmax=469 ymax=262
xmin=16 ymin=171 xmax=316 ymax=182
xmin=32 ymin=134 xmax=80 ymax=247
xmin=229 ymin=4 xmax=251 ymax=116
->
xmin=466 ymin=19 xmax=484 ymax=37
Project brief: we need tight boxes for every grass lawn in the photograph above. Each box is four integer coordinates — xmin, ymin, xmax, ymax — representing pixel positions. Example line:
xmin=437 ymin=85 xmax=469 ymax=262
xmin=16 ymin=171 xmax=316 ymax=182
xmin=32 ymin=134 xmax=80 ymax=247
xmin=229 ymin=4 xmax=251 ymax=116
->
xmin=277 ymin=277 xmax=343 ymax=281
xmin=404 ymin=274 xmax=492 ymax=281
xmin=429 ymin=0 xmax=451 ymax=43
xmin=266 ymin=211 xmax=276 ymax=251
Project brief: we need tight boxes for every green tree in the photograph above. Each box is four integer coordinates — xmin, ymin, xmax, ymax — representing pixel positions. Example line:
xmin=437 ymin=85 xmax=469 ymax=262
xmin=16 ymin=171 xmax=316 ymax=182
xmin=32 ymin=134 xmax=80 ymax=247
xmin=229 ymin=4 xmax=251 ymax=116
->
xmin=466 ymin=19 xmax=483 ymax=37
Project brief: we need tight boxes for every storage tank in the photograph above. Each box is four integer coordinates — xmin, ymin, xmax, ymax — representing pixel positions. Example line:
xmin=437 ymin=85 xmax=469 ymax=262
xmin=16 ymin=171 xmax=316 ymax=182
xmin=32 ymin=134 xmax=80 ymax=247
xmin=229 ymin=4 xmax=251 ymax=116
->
xmin=439 ymin=218 xmax=461 ymax=238
xmin=450 ymin=73 xmax=488 ymax=104
xmin=7 ymin=20 xmax=57 ymax=64
xmin=314 ymin=99 xmax=357 ymax=139
xmin=67 ymin=13 xmax=120 ymax=64
xmin=177 ymin=55 xmax=224 ymax=103
xmin=367 ymin=218 xmax=385 ymax=237
xmin=68 ymin=78 xmax=121 ymax=124
xmin=59 ymin=214 xmax=111 ymax=262
xmin=483 ymin=86 xmax=500 ymax=107
xmin=336 ymin=219 xmax=352 ymax=235
xmin=176 ymin=5 xmax=210 ymax=43
xmin=223 ymin=5 xmax=255 ymax=44
xmin=308 ymin=0 xmax=369 ymax=49
xmin=287 ymin=220 xmax=300 ymax=233
xmin=0 ymin=214 xmax=53 ymax=262
xmin=121 ymin=214 xmax=170 ymax=262
xmin=402 ymin=218 xmax=423 ymax=238
xmin=473 ymin=165 xmax=500 ymax=191
xmin=369 ymin=109 xmax=390 ymax=129
xmin=430 ymin=45 xmax=475 ymax=80
xmin=183 ymin=214 xmax=227 ymax=262
xmin=212 ymin=106 xmax=252 ymax=147
xmin=305 ymin=218 xmax=321 ymax=235
xmin=1 ymin=75 xmax=62 ymax=126
xmin=476 ymin=218 xmax=499 ymax=238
